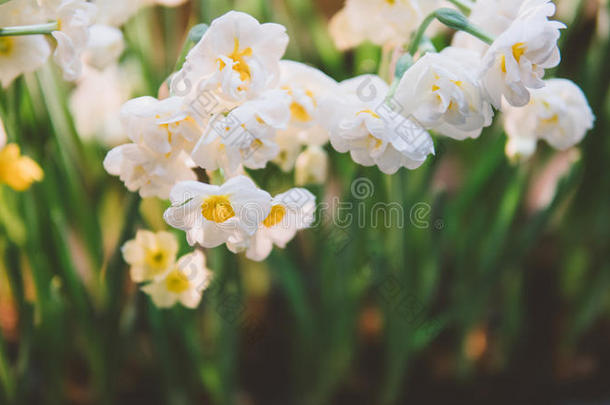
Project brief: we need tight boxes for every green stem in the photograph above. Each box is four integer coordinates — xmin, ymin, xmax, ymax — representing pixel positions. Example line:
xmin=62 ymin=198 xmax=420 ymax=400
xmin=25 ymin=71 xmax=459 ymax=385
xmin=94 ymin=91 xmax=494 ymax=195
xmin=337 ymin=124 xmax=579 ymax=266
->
xmin=408 ymin=13 xmax=436 ymax=56
xmin=0 ymin=22 xmax=58 ymax=36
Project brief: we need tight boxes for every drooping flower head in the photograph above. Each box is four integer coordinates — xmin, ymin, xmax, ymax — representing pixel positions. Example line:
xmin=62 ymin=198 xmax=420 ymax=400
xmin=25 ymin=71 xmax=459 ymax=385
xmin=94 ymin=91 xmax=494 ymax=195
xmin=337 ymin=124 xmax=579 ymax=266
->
xmin=164 ymin=176 xmax=272 ymax=249
xmin=394 ymin=47 xmax=493 ymax=140
xmin=502 ymin=78 xmax=594 ymax=160
xmin=171 ymin=11 xmax=289 ymax=102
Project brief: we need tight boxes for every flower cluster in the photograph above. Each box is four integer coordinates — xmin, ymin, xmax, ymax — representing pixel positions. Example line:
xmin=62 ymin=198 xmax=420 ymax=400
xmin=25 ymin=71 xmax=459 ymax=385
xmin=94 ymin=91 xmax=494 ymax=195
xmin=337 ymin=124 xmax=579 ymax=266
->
xmin=122 ymin=230 xmax=212 ymax=308
xmin=97 ymin=3 xmax=595 ymax=308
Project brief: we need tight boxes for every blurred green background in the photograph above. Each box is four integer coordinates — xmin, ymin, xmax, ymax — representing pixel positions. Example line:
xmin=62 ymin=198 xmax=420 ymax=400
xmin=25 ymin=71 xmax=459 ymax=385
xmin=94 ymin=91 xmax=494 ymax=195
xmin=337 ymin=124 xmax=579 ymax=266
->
xmin=0 ymin=0 xmax=609 ymax=404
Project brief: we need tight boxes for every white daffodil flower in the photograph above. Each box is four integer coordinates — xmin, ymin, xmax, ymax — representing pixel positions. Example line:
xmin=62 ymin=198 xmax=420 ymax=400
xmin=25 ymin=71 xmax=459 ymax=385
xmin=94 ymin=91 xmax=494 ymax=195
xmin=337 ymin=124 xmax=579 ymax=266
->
xmin=394 ymin=47 xmax=493 ymax=140
xmin=69 ymin=64 xmax=133 ymax=146
xmin=329 ymin=0 xmax=442 ymax=50
xmin=122 ymin=230 xmax=179 ymax=283
xmin=228 ymin=188 xmax=316 ymax=261
xmin=171 ymin=11 xmax=288 ymax=102
xmin=294 ymin=145 xmax=328 ymax=186
xmin=120 ymin=96 xmax=203 ymax=155
xmin=502 ymin=78 xmax=594 ymax=160
xmin=103 ymin=143 xmax=196 ymax=199
xmin=0 ymin=0 xmax=51 ymax=88
xmin=82 ymin=24 xmax=125 ymax=70
xmin=47 ymin=0 xmax=97 ymax=81
xmin=163 ymin=176 xmax=272 ymax=249
xmin=271 ymin=60 xmax=339 ymax=171
xmin=479 ymin=9 xmax=565 ymax=108
xmin=141 ymin=250 xmax=212 ymax=309
xmin=321 ymin=75 xmax=434 ymax=175
xmin=191 ymin=90 xmax=290 ymax=174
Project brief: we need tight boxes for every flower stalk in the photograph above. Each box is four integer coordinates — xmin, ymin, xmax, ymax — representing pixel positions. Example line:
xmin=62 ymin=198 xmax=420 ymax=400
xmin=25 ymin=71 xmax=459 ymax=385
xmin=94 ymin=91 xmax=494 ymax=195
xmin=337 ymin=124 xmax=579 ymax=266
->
xmin=0 ymin=22 xmax=59 ymax=36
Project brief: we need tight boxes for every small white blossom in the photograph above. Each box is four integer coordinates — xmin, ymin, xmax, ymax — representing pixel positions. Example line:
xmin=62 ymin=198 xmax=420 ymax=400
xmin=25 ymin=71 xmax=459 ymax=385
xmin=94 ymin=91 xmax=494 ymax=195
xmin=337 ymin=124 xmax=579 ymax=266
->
xmin=229 ymin=188 xmax=316 ymax=261
xmin=502 ymin=78 xmax=594 ymax=160
xmin=171 ymin=11 xmax=288 ymax=102
xmin=394 ymin=47 xmax=493 ymax=140
xmin=191 ymin=90 xmax=290 ymax=174
xmin=322 ymin=75 xmax=434 ymax=174
xmin=329 ymin=0 xmax=442 ymax=50
xmin=121 ymin=96 xmax=203 ymax=155
xmin=122 ymin=230 xmax=179 ymax=283
xmin=103 ymin=143 xmax=196 ymax=199
xmin=163 ymin=176 xmax=272 ymax=249
xmin=294 ymin=145 xmax=328 ymax=186
xmin=479 ymin=7 xmax=565 ymax=108
xmin=141 ymin=250 xmax=212 ymax=309
xmin=82 ymin=24 xmax=125 ymax=70
xmin=0 ymin=0 xmax=51 ymax=88
xmin=50 ymin=0 xmax=97 ymax=81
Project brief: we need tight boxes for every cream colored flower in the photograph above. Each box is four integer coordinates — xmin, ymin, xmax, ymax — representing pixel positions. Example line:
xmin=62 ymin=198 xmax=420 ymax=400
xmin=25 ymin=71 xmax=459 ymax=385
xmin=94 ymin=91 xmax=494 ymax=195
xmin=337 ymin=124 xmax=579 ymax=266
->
xmin=171 ymin=11 xmax=289 ymax=102
xmin=191 ymin=90 xmax=290 ymax=174
xmin=229 ymin=188 xmax=316 ymax=261
xmin=82 ymin=24 xmax=125 ymax=70
xmin=479 ymin=7 xmax=565 ymax=107
xmin=69 ymin=63 xmax=132 ymax=146
xmin=50 ymin=0 xmax=97 ymax=81
xmin=121 ymin=96 xmax=203 ymax=155
xmin=502 ymin=78 xmax=594 ymax=160
xmin=394 ymin=47 xmax=493 ymax=140
xmin=294 ymin=145 xmax=328 ymax=186
xmin=329 ymin=0 xmax=441 ymax=50
xmin=0 ymin=119 xmax=44 ymax=191
xmin=322 ymin=75 xmax=434 ymax=174
xmin=103 ymin=143 xmax=196 ymax=199
xmin=141 ymin=250 xmax=212 ymax=309
xmin=163 ymin=176 xmax=272 ymax=248
xmin=0 ymin=0 xmax=51 ymax=88
xmin=122 ymin=230 xmax=179 ymax=283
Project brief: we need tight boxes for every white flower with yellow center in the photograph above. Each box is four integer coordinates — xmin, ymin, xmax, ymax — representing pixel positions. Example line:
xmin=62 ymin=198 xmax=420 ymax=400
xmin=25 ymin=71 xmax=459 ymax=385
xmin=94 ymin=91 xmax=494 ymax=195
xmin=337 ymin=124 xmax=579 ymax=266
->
xmin=329 ymin=0 xmax=442 ymax=50
xmin=322 ymin=75 xmax=434 ymax=175
xmin=141 ymin=250 xmax=212 ymax=309
xmin=479 ymin=9 xmax=565 ymax=108
xmin=163 ymin=176 xmax=272 ymax=249
xmin=0 ymin=0 xmax=51 ymax=88
xmin=103 ymin=143 xmax=195 ymax=199
xmin=122 ymin=230 xmax=178 ymax=283
xmin=228 ymin=188 xmax=316 ymax=261
xmin=294 ymin=145 xmax=328 ymax=186
xmin=272 ymin=60 xmax=339 ymax=171
xmin=121 ymin=96 xmax=203 ymax=155
xmin=171 ymin=11 xmax=288 ymax=102
xmin=452 ymin=0 xmax=556 ymax=55
xmin=394 ymin=47 xmax=493 ymax=140
xmin=502 ymin=78 xmax=594 ymax=160
xmin=191 ymin=89 xmax=290 ymax=175
xmin=48 ymin=0 xmax=97 ymax=81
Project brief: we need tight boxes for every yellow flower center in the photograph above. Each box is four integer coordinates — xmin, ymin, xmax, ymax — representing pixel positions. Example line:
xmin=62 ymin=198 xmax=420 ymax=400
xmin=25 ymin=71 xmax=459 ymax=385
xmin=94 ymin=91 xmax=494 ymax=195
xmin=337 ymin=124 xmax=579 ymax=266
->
xmin=145 ymin=249 xmax=170 ymax=276
xmin=263 ymin=204 xmax=286 ymax=227
xmin=201 ymin=195 xmax=235 ymax=223
xmin=217 ymin=37 xmax=253 ymax=82
xmin=367 ymin=134 xmax=383 ymax=150
xmin=501 ymin=42 xmax=527 ymax=73
xmin=164 ymin=269 xmax=190 ymax=293
xmin=0 ymin=144 xmax=44 ymax=191
xmin=290 ymin=102 xmax=311 ymax=122
xmin=541 ymin=114 xmax=559 ymax=125
xmin=0 ymin=37 xmax=14 ymax=56
xmin=357 ymin=109 xmax=380 ymax=119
